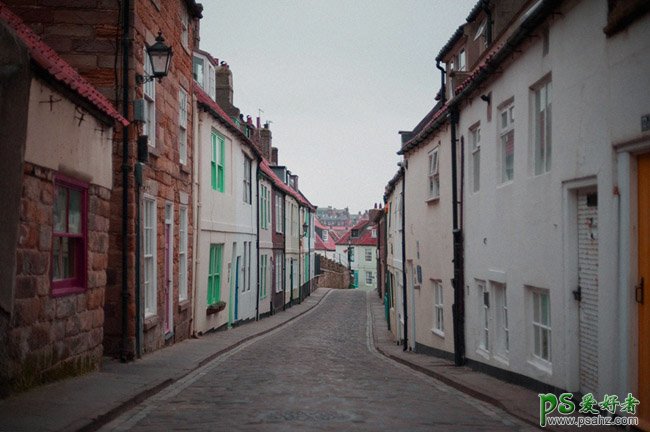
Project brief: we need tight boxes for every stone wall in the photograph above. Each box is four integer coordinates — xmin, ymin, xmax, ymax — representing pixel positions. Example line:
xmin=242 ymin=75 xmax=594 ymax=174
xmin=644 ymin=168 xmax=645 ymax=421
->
xmin=315 ymin=256 xmax=350 ymax=289
xmin=7 ymin=162 xmax=109 ymax=392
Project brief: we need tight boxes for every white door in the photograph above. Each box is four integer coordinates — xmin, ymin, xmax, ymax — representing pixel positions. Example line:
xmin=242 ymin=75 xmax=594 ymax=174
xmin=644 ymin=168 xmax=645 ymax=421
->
xmin=577 ymin=190 xmax=598 ymax=394
xmin=238 ymin=241 xmax=255 ymax=320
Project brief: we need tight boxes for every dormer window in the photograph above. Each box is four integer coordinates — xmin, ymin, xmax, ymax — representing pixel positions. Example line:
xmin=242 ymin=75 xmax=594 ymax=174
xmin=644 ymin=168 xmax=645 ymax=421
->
xmin=458 ymin=50 xmax=466 ymax=71
xmin=193 ymin=56 xmax=204 ymax=84
xmin=322 ymin=231 xmax=329 ymax=242
xmin=351 ymin=229 xmax=359 ymax=238
xmin=475 ymin=19 xmax=487 ymax=41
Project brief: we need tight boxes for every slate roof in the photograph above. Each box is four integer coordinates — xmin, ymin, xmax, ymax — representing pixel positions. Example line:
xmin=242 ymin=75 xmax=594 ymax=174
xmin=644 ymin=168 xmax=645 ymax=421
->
xmin=0 ymin=2 xmax=127 ymax=126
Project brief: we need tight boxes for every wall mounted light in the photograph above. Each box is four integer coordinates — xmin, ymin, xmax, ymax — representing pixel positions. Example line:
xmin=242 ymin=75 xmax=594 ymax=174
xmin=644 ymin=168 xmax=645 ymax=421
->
xmin=136 ymin=32 xmax=173 ymax=84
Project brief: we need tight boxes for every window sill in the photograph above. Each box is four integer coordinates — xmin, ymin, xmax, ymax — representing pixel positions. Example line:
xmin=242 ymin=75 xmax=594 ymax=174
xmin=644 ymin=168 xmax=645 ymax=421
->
xmin=425 ymin=196 xmax=440 ymax=204
xmin=144 ymin=315 xmax=158 ymax=331
xmin=497 ymin=180 xmax=513 ymax=188
xmin=180 ymin=163 xmax=191 ymax=175
xmin=431 ymin=328 xmax=445 ymax=338
xmin=178 ymin=299 xmax=190 ymax=312
xmin=148 ymin=145 xmax=161 ymax=159
xmin=493 ymin=353 xmax=510 ymax=366
xmin=476 ymin=346 xmax=490 ymax=360
xmin=528 ymin=357 xmax=553 ymax=375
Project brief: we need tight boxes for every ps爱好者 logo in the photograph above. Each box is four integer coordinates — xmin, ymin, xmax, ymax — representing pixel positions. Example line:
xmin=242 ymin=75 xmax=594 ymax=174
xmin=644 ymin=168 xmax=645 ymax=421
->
xmin=539 ymin=392 xmax=640 ymax=428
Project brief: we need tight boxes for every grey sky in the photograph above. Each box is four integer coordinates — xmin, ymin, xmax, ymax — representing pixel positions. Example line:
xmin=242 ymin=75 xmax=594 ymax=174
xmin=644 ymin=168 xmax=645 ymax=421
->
xmin=201 ymin=1 xmax=477 ymax=213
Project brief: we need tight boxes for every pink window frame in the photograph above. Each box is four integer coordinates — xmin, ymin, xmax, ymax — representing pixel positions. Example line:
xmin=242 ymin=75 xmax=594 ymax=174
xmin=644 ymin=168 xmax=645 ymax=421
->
xmin=51 ymin=174 xmax=88 ymax=297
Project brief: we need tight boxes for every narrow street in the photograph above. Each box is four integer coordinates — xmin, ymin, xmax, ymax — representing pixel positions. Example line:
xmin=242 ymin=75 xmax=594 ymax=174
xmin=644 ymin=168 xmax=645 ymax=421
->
xmin=101 ymin=290 xmax=533 ymax=431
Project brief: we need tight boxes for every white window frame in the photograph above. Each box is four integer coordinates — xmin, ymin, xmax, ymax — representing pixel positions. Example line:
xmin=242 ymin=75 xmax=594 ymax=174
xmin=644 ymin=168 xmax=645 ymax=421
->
xmin=533 ymin=80 xmax=552 ymax=175
xmin=365 ymin=248 xmax=372 ymax=262
xmin=499 ymin=102 xmax=515 ymax=183
xmin=428 ymin=147 xmax=440 ymax=200
xmin=322 ymin=230 xmax=328 ymax=242
xmin=243 ymin=156 xmax=252 ymax=204
xmin=143 ymin=47 xmax=156 ymax=148
xmin=470 ymin=124 xmax=481 ymax=193
xmin=492 ymin=282 xmax=509 ymax=358
xmin=143 ymin=196 xmax=157 ymax=317
xmin=179 ymin=205 xmax=188 ymax=301
xmin=432 ymin=280 xmax=444 ymax=336
xmin=275 ymin=254 xmax=284 ymax=292
xmin=179 ymin=88 xmax=188 ymax=164
xmin=531 ymin=288 xmax=552 ymax=364
xmin=365 ymin=271 xmax=374 ymax=285
xmin=275 ymin=194 xmax=284 ymax=233
xmin=478 ymin=280 xmax=489 ymax=352
xmin=458 ymin=49 xmax=466 ymax=71
xmin=180 ymin=6 xmax=189 ymax=50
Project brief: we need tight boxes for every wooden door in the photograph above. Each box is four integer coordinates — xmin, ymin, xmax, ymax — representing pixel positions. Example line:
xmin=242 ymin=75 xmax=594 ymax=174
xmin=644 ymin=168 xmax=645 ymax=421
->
xmin=638 ymin=154 xmax=650 ymax=430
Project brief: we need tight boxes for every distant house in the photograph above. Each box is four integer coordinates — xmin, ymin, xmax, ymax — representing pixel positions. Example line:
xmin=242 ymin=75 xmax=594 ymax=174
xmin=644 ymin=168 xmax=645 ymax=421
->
xmin=336 ymin=217 xmax=378 ymax=290
xmin=383 ymin=170 xmax=405 ymax=342
xmin=0 ymin=5 xmax=126 ymax=392
xmin=315 ymin=218 xmax=337 ymax=260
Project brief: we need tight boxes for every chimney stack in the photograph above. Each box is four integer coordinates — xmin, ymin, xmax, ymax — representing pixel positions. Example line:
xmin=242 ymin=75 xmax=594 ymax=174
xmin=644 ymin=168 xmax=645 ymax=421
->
xmin=216 ymin=63 xmax=234 ymax=106
xmin=271 ymin=147 xmax=279 ymax=165
xmin=260 ymin=124 xmax=272 ymax=160
xmin=291 ymin=174 xmax=299 ymax=191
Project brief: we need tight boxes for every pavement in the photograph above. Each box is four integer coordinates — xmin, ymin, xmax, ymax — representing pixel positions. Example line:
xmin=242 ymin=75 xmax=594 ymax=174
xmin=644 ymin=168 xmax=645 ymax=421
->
xmin=0 ymin=286 xmax=616 ymax=431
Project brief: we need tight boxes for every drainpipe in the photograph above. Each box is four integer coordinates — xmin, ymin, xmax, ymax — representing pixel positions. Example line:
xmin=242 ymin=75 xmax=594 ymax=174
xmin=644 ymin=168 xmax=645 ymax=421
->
xmin=450 ymin=105 xmax=466 ymax=366
xmin=401 ymin=167 xmax=408 ymax=351
xmin=283 ymin=198 xmax=288 ymax=311
xmin=435 ymin=60 xmax=446 ymax=104
xmin=190 ymin=102 xmax=202 ymax=336
xmin=255 ymin=164 xmax=260 ymax=320
xmin=120 ymin=0 xmax=131 ymax=363
xmin=298 ymin=208 xmax=302 ymax=304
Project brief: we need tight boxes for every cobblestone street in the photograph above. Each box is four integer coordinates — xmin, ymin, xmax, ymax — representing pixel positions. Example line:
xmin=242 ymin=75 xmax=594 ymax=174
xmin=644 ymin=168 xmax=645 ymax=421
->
xmin=100 ymin=290 xmax=534 ymax=431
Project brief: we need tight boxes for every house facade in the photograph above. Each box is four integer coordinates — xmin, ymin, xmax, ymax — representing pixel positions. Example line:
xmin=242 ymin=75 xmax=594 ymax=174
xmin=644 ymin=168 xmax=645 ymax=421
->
xmin=336 ymin=218 xmax=378 ymax=291
xmin=0 ymin=5 xmax=126 ymax=392
xmin=384 ymin=170 xmax=405 ymax=342
xmin=380 ymin=3 xmax=650 ymax=428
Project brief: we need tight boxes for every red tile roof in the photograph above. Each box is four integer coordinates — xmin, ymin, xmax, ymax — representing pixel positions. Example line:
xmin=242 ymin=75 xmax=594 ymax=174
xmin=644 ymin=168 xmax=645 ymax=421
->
xmin=315 ymin=233 xmax=335 ymax=251
xmin=0 ymin=3 xmax=127 ymax=126
xmin=259 ymin=159 xmax=314 ymax=210
xmin=335 ymin=220 xmax=378 ymax=247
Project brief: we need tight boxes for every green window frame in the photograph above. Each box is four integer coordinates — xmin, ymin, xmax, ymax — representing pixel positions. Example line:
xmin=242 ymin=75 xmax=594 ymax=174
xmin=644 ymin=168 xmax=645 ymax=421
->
xmin=259 ymin=254 xmax=268 ymax=299
xmin=208 ymin=244 xmax=223 ymax=305
xmin=211 ymin=131 xmax=225 ymax=192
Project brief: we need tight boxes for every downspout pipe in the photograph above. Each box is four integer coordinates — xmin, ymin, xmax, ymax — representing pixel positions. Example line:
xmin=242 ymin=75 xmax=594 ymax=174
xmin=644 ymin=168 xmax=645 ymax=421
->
xmin=401 ymin=166 xmax=408 ymax=351
xmin=435 ymin=60 xmax=446 ymax=104
xmin=255 ymin=164 xmax=260 ymax=320
xmin=120 ymin=0 xmax=131 ymax=363
xmin=450 ymin=105 xmax=466 ymax=366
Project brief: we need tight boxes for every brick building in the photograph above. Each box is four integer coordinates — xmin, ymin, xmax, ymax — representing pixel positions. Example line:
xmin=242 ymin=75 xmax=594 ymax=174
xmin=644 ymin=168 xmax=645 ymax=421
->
xmin=0 ymin=4 xmax=126 ymax=393
xmin=4 ymin=0 xmax=203 ymax=359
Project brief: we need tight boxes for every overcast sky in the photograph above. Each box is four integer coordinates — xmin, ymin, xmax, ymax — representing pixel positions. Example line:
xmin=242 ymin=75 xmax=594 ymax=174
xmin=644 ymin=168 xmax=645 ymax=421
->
xmin=201 ymin=1 xmax=476 ymax=213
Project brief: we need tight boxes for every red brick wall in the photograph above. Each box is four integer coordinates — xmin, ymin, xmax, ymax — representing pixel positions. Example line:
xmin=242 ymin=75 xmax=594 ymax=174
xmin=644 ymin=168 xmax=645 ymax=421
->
xmin=9 ymin=162 xmax=109 ymax=390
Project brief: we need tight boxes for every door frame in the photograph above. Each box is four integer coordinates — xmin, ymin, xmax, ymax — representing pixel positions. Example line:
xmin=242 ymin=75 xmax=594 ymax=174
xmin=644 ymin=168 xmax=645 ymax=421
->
xmin=164 ymin=201 xmax=174 ymax=338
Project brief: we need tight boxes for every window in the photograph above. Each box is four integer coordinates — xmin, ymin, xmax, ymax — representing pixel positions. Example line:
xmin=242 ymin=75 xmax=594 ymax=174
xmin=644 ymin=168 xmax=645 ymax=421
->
xmin=366 ymin=271 xmax=374 ymax=285
xmin=532 ymin=289 xmax=551 ymax=362
xmin=493 ymin=282 xmax=509 ymax=356
xmin=478 ymin=280 xmax=489 ymax=351
xmin=275 ymin=253 xmax=284 ymax=292
xmin=458 ymin=49 xmax=466 ymax=71
xmin=351 ymin=229 xmax=359 ymax=238
xmin=143 ymin=197 xmax=157 ymax=316
xmin=259 ymin=255 xmax=268 ymax=299
xmin=533 ymin=80 xmax=552 ymax=175
xmin=211 ymin=130 xmax=225 ymax=192
xmin=52 ymin=176 xmax=87 ymax=295
xmin=179 ymin=206 xmax=188 ymax=301
xmin=180 ymin=6 xmax=189 ymax=50
xmin=260 ymin=185 xmax=269 ymax=229
xmin=207 ymin=244 xmax=223 ymax=305
xmin=499 ymin=103 xmax=515 ymax=183
xmin=349 ymin=247 xmax=355 ymax=262
xmin=143 ymin=47 xmax=156 ymax=147
xmin=275 ymin=194 xmax=284 ymax=233
xmin=365 ymin=248 xmax=372 ymax=262
xmin=242 ymin=242 xmax=251 ymax=292
xmin=243 ymin=156 xmax=252 ymax=204
xmin=433 ymin=280 xmax=444 ymax=335
xmin=371 ymin=228 xmax=377 ymax=238
xmin=322 ymin=230 xmax=328 ymax=241
xmin=179 ymin=89 xmax=188 ymax=164
xmin=470 ymin=125 xmax=481 ymax=192
xmin=193 ymin=56 xmax=204 ymax=85
xmin=428 ymin=148 xmax=440 ymax=199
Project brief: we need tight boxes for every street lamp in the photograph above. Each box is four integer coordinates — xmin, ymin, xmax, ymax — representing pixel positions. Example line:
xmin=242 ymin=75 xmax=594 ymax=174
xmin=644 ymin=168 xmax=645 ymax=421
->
xmin=302 ymin=221 xmax=309 ymax=237
xmin=136 ymin=32 xmax=173 ymax=84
